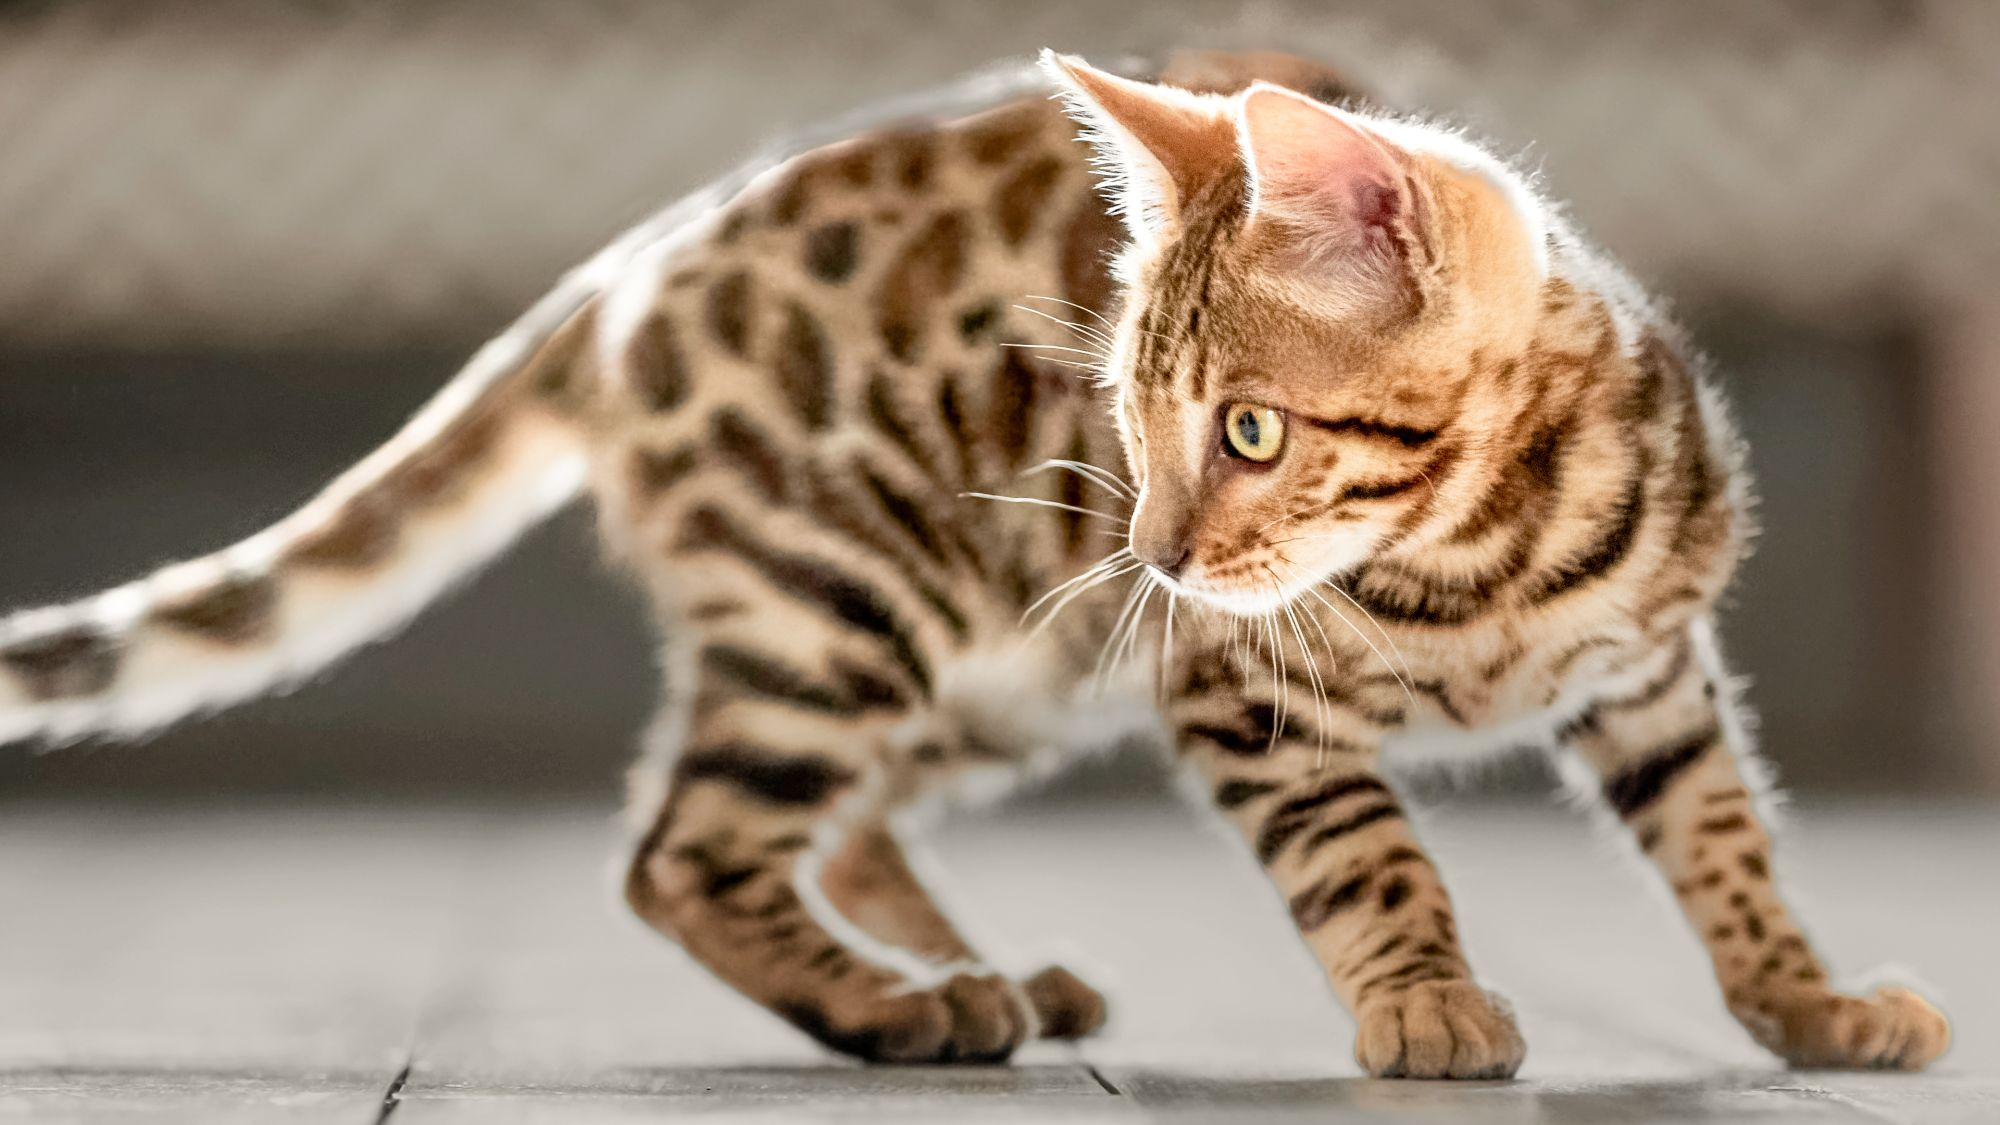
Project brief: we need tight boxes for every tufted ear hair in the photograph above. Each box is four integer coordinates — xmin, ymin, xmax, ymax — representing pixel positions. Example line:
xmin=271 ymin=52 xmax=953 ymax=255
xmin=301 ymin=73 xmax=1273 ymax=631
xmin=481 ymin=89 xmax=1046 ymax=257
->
xmin=1234 ymin=81 xmax=1423 ymax=286
xmin=1041 ymin=50 xmax=1237 ymax=242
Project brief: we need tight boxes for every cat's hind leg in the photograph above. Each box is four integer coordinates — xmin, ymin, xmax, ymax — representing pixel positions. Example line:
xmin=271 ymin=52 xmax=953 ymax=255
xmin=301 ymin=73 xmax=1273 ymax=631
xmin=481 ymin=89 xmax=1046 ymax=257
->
xmin=625 ymin=727 xmax=1038 ymax=1063
xmin=818 ymin=820 xmax=1108 ymax=1040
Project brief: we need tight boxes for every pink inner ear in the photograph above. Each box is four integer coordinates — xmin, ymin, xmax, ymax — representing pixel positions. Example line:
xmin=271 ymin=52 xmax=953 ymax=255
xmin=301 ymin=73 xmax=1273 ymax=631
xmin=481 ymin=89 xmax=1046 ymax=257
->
xmin=1238 ymin=84 xmax=1407 ymax=258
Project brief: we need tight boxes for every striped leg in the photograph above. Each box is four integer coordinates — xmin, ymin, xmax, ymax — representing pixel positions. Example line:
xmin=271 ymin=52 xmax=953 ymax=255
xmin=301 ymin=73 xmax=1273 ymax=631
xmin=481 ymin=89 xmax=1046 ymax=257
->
xmin=1172 ymin=656 xmax=1524 ymax=1079
xmin=626 ymin=707 xmax=1037 ymax=1063
xmin=1563 ymin=624 xmax=1950 ymax=1070
xmin=621 ymin=512 xmax=1037 ymax=1062
xmin=820 ymin=823 xmax=1108 ymax=1040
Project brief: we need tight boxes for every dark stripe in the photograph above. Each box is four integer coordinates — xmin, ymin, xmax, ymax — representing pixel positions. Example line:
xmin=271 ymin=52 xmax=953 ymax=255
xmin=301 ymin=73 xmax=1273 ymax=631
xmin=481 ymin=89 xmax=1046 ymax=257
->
xmin=290 ymin=491 xmax=397 ymax=568
xmin=152 ymin=573 xmax=277 ymax=645
xmin=988 ymin=351 xmax=1039 ymax=470
xmin=1181 ymin=722 xmax=1265 ymax=758
xmin=1698 ymin=812 xmax=1750 ymax=836
xmin=1358 ymin=958 xmax=1454 ymax=997
xmin=1298 ymin=803 xmax=1403 ymax=858
xmin=1526 ymin=459 xmax=1648 ymax=604
xmin=625 ymin=309 xmax=691 ymax=411
xmin=936 ymin=374 xmax=978 ymax=488
xmin=1337 ymin=472 xmax=1429 ymax=503
xmin=629 ymin=444 xmax=701 ymax=497
xmin=1289 ymin=873 xmax=1371 ymax=932
xmin=2 ymin=624 xmax=119 ymax=700
xmin=1379 ymin=875 xmax=1412 ymax=911
xmin=701 ymin=644 xmax=908 ymax=716
xmin=1059 ymin=425 xmax=1091 ymax=554
xmin=1262 ymin=776 xmax=1392 ymax=840
xmin=866 ymin=371 xmax=944 ymax=481
xmin=1340 ymin=565 xmax=1485 ymax=628
xmin=776 ymin=302 xmax=834 ymax=431
xmin=799 ymin=472 xmax=971 ymax=641
xmin=709 ymin=409 xmax=790 ymax=500
xmin=1256 ymin=817 xmax=1314 ymax=865
xmin=706 ymin=270 xmax=754 ymax=357
xmin=859 ymin=467 xmax=953 ymax=566
xmin=804 ymin=221 xmax=860 ymax=283
xmin=1598 ymin=639 xmax=1694 ymax=713
xmin=675 ymin=742 xmax=856 ymax=806
xmin=1305 ymin=416 xmax=1440 ymax=448
xmin=1601 ymin=723 xmax=1719 ymax=818
xmin=1214 ymin=779 xmax=1280 ymax=809
xmin=678 ymin=506 xmax=933 ymax=696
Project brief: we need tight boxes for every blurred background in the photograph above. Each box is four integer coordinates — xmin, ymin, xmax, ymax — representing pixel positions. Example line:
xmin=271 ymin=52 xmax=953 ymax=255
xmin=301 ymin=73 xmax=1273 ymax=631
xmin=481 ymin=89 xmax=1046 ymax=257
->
xmin=2 ymin=0 xmax=1996 ymax=805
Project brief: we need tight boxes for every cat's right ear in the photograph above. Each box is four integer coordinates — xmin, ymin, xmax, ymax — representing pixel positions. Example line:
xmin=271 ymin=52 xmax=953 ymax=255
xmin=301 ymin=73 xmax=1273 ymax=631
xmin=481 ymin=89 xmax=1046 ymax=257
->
xmin=1041 ymin=51 xmax=1235 ymax=242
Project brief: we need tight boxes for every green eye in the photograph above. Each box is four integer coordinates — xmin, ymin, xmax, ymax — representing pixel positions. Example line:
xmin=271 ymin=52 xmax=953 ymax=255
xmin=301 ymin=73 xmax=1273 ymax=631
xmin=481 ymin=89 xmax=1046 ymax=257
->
xmin=1223 ymin=403 xmax=1285 ymax=462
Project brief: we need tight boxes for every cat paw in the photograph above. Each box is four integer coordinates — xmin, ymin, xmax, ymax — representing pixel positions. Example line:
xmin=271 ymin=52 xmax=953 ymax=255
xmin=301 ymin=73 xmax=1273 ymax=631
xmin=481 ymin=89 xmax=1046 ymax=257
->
xmin=1021 ymin=964 xmax=1108 ymax=1039
xmin=1354 ymin=980 xmax=1525 ymax=1079
xmin=1736 ymin=985 xmax=1950 ymax=1070
xmin=781 ymin=972 xmax=1032 ymax=1064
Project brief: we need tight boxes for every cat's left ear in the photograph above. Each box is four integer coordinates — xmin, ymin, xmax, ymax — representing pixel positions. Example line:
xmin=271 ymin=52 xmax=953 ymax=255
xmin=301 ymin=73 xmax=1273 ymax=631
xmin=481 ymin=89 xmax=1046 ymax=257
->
xmin=1233 ymin=82 xmax=1430 ymax=286
xmin=1042 ymin=51 xmax=1236 ymax=242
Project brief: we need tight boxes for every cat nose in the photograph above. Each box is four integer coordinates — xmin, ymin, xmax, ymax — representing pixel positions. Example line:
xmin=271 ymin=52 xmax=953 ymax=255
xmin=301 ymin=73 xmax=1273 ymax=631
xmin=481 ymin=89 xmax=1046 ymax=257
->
xmin=1138 ymin=540 xmax=1191 ymax=579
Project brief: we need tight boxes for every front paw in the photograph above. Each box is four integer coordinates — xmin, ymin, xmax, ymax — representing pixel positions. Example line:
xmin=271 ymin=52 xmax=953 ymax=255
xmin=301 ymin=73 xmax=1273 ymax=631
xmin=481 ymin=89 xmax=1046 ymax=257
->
xmin=1354 ymin=980 xmax=1525 ymax=1079
xmin=1736 ymin=985 xmax=1950 ymax=1071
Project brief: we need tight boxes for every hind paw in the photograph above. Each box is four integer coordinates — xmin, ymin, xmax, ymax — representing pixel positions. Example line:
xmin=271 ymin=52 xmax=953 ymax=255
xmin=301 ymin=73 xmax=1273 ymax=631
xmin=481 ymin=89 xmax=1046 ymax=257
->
xmin=1021 ymin=964 xmax=1108 ymax=1039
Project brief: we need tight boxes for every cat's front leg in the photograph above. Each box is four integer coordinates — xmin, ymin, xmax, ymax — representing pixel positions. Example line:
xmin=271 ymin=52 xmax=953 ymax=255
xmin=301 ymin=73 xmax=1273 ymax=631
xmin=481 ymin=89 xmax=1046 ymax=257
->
xmin=1170 ymin=654 xmax=1525 ymax=1079
xmin=1562 ymin=622 xmax=1950 ymax=1070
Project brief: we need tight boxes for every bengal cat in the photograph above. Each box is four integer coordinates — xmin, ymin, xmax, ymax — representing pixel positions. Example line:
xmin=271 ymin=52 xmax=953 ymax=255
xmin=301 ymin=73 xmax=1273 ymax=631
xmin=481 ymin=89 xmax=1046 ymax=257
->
xmin=0 ymin=49 xmax=1951 ymax=1078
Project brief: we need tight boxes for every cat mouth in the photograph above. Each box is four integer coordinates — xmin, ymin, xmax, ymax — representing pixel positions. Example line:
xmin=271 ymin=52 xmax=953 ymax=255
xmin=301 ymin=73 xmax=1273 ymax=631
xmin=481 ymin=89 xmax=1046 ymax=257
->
xmin=1163 ymin=570 xmax=1308 ymax=617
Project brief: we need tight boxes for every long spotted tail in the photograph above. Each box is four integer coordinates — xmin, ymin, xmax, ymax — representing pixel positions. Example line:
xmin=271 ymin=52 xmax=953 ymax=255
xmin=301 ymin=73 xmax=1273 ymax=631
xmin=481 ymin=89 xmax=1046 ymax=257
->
xmin=0 ymin=273 xmax=608 ymax=747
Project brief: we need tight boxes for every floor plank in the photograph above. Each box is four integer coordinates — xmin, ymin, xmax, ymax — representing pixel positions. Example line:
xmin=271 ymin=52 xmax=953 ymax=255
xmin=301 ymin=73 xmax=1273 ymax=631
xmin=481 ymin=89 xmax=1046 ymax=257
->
xmin=3 ymin=797 xmax=1993 ymax=1122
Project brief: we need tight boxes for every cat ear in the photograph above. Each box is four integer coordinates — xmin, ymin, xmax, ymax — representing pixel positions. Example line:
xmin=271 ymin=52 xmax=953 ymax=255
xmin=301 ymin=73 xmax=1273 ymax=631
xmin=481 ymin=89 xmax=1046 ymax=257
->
xmin=1042 ymin=51 xmax=1234 ymax=240
xmin=1234 ymin=82 xmax=1421 ymax=282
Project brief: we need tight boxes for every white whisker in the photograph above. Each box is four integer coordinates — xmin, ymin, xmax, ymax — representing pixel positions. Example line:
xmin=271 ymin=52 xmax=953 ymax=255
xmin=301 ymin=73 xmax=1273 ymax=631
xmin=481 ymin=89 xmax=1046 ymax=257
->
xmin=1018 ymin=293 xmax=1118 ymax=333
xmin=1022 ymin=458 xmax=1136 ymax=501
xmin=1322 ymin=577 xmax=1419 ymax=689
xmin=961 ymin=491 xmax=1121 ymax=523
xmin=1026 ymin=557 xmax=1143 ymax=640
xmin=1000 ymin=341 xmax=1105 ymax=361
xmin=1269 ymin=565 xmax=1329 ymax=763
xmin=1298 ymin=579 xmax=1418 ymax=713
xmin=1010 ymin=303 xmax=1115 ymax=349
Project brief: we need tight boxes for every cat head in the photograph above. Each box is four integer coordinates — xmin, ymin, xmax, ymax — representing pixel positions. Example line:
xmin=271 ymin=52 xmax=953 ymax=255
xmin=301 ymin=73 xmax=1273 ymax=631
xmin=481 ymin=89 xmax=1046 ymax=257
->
xmin=1045 ymin=52 xmax=1552 ymax=616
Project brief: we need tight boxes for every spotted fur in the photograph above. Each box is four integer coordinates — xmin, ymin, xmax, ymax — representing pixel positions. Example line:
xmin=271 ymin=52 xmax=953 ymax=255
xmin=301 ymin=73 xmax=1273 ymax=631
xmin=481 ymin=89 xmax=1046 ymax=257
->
xmin=0 ymin=48 xmax=1948 ymax=1076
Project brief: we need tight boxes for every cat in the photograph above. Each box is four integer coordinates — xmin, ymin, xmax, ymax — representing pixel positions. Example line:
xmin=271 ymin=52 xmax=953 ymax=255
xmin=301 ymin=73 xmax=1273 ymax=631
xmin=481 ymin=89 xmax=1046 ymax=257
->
xmin=0 ymin=48 xmax=1950 ymax=1078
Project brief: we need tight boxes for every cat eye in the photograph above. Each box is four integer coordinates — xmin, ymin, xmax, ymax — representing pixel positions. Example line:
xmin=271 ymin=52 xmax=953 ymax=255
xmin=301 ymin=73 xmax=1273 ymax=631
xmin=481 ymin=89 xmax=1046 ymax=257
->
xmin=1222 ymin=403 xmax=1286 ymax=462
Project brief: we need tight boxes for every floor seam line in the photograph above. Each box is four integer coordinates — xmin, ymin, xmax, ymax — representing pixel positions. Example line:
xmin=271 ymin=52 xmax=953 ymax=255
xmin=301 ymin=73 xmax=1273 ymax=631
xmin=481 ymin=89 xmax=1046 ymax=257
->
xmin=373 ymin=1059 xmax=413 ymax=1124
xmin=1085 ymin=1062 xmax=1123 ymax=1096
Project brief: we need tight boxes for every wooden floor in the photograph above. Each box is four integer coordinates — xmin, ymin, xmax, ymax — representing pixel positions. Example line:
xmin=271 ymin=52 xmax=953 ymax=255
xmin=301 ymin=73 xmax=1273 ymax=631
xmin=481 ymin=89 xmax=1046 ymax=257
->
xmin=2 ymin=797 xmax=1995 ymax=1123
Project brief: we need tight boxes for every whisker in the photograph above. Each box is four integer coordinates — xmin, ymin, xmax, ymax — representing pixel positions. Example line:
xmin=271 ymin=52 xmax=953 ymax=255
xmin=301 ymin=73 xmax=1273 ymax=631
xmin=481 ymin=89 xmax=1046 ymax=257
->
xmin=1159 ymin=591 xmax=1178 ymax=706
xmin=1026 ymin=556 xmax=1143 ymax=639
xmin=1322 ymin=577 xmax=1419 ymax=689
xmin=1010 ymin=303 xmax=1115 ymax=349
xmin=1255 ymin=498 xmax=1335 ymax=536
xmin=1092 ymin=573 xmax=1153 ymax=692
xmin=1022 ymin=458 xmax=1136 ymax=501
xmin=961 ymin=491 xmax=1122 ymax=523
xmin=1265 ymin=603 xmax=1288 ymax=755
xmin=1000 ymin=341 xmax=1106 ymax=361
xmin=1298 ymin=578 xmax=1417 ymax=712
xmin=1024 ymin=548 xmax=1133 ymax=619
xmin=1268 ymin=565 xmax=1330 ymax=764
xmin=1018 ymin=293 xmax=1119 ymax=333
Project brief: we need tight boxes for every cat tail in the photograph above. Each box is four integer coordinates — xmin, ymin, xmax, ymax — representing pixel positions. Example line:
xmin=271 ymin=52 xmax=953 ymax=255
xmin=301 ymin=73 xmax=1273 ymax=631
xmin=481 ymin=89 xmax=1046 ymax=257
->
xmin=0 ymin=261 xmax=616 ymax=748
